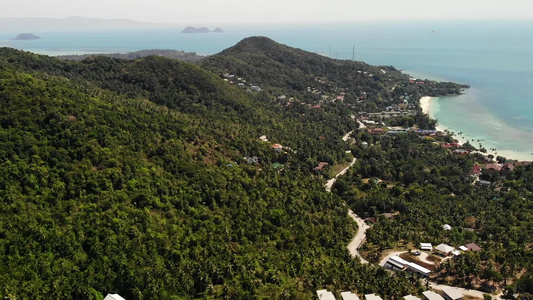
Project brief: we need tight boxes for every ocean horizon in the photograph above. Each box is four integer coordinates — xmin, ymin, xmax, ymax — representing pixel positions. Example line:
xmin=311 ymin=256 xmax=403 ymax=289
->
xmin=1 ymin=20 xmax=532 ymax=161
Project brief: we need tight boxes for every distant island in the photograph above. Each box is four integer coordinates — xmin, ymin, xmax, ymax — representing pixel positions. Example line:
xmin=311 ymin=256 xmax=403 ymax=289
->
xmin=181 ymin=26 xmax=211 ymax=33
xmin=12 ymin=33 xmax=40 ymax=40
xmin=212 ymin=27 xmax=224 ymax=33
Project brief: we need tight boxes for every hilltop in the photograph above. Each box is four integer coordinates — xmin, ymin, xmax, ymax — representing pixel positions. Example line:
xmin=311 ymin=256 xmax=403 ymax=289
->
xmin=0 ymin=44 xmax=401 ymax=299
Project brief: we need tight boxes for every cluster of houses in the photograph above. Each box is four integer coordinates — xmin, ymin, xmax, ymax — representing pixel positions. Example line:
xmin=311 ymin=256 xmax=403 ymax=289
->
xmin=360 ymin=109 xmax=417 ymax=121
xmin=420 ymin=242 xmax=481 ymax=257
xmin=222 ymin=73 xmax=261 ymax=92
xmin=384 ymin=241 xmax=481 ymax=278
xmin=438 ymin=142 xmax=474 ymax=156
xmin=482 ymin=161 xmax=531 ymax=176
xmin=417 ymin=130 xmax=446 ymax=137
xmin=317 ymin=288 xmax=465 ymax=300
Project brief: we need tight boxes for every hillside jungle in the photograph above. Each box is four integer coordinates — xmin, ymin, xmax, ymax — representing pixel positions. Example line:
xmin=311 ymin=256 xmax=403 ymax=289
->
xmin=0 ymin=37 xmax=530 ymax=299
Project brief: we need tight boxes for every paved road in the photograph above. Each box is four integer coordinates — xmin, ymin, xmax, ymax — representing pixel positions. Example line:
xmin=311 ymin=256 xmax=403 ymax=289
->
xmin=325 ymin=157 xmax=357 ymax=192
xmin=346 ymin=210 xmax=370 ymax=264
xmin=342 ymin=130 xmax=354 ymax=142
xmin=332 ymin=126 xmax=503 ymax=299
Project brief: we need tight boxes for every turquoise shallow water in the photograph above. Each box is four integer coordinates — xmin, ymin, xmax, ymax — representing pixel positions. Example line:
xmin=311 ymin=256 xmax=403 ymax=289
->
xmin=1 ymin=20 xmax=532 ymax=160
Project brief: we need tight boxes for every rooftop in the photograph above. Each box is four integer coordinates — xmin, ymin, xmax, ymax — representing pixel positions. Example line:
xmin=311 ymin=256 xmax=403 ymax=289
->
xmin=365 ymin=294 xmax=383 ymax=300
xmin=441 ymin=286 xmax=463 ymax=300
xmin=317 ymin=289 xmax=336 ymax=300
xmin=422 ymin=291 xmax=445 ymax=300
xmin=435 ymin=243 xmax=454 ymax=254
xmin=341 ymin=291 xmax=361 ymax=300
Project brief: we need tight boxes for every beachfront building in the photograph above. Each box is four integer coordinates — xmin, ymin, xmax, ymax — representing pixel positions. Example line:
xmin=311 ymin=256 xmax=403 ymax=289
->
xmin=483 ymin=163 xmax=502 ymax=175
xmin=317 ymin=289 xmax=336 ymax=300
xmin=422 ymin=291 xmax=445 ymax=300
xmin=341 ymin=291 xmax=360 ymax=300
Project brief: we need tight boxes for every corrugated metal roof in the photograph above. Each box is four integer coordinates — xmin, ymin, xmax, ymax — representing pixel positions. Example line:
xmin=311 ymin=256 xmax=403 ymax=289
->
xmin=422 ymin=291 xmax=445 ymax=300
xmin=317 ymin=290 xmax=336 ymax=300
xmin=441 ymin=286 xmax=463 ymax=300
xmin=341 ymin=291 xmax=360 ymax=300
xmin=365 ymin=294 xmax=383 ymax=300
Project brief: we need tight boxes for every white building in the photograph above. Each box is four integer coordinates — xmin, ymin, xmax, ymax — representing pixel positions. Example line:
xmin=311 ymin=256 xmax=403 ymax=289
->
xmin=384 ymin=255 xmax=431 ymax=276
xmin=341 ymin=291 xmax=360 ymax=300
xmin=435 ymin=244 xmax=455 ymax=256
xmin=365 ymin=294 xmax=383 ymax=300
xmin=104 ymin=294 xmax=125 ymax=300
xmin=420 ymin=243 xmax=433 ymax=251
xmin=441 ymin=286 xmax=463 ymax=300
xmin=422 ymin=291 xmax=445 ymax=300
xmin=317 ymin=289 xmax=336 ymax=300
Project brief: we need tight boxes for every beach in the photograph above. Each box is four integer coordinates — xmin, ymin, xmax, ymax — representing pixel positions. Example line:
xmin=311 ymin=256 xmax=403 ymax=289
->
xmin=420 ymin=96 xmax=531 ymax=162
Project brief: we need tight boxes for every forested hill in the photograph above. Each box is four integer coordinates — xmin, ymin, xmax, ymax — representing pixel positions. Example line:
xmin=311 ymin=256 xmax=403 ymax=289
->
xmin=0 ymin=43 xmax=425 ymax=299
xmin=57 ymin=49 xmax=205 ymax=63
xmin=0 ymin=37 xmax=469 ymax=299
xmin=201 ymin=36 xmax=467 ymax=100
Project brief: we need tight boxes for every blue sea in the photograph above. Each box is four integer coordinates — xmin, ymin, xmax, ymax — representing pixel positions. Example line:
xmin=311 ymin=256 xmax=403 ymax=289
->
xmin=1 ymin=20 xmax=532 ymax=160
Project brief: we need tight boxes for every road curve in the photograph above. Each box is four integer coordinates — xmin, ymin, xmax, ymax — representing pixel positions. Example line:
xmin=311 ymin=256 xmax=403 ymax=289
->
xmin=346 ymin=209 xmax=370 ymax=264
xmin=330 ymin=128 xmax=501 ymax=299
xmin=325 ymin=157 xmax=356 ymax=192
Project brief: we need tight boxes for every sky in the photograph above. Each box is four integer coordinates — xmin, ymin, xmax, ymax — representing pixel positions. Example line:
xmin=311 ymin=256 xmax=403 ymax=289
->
xmin=2 ymin=0 xmax=533 ymax=25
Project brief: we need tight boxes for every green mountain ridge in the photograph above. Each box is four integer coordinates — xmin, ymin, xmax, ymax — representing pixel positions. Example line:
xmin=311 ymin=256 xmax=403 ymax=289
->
xmin=0 ymin=38 xmax=500 ymax=300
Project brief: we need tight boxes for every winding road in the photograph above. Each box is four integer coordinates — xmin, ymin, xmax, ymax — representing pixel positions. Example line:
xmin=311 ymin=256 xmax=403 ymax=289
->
xmin=325 ymin=127 xmax=502 ymax=299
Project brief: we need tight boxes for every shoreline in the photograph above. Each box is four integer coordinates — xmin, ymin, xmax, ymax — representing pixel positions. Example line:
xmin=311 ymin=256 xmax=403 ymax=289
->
xmin=419 ymin=96 xmax=530 ymax=162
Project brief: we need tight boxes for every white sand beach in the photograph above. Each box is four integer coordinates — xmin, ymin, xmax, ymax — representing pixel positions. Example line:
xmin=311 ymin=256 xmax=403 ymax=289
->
xmin=419 ymin=96 xmax=532 ymax=162
xmin=420 ymin=96 xmax=446 ymax=132
xmin=419 ymin=96 xmax=432 ymax=115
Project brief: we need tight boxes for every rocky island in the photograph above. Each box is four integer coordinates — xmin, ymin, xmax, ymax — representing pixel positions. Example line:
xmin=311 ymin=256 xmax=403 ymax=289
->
xmin=181 ymin=26 xmax=210 ymax=33
xmin=12 ymin=33 xmax=40 ymax=40
xmin=212 ymin=27 xmax=224 ymax=33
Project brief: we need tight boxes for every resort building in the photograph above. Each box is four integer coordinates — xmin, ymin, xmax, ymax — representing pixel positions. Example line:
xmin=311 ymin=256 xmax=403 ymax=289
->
xmin=465 ymin=243 xmax=482 ymax=252
xmin=435 ymin=244 xmax=455 ymax=256
xmin=420 ymin=243 xmax=433 ymax=251
xmin=317 ymin=289 xmax=336 ymax=300
xmin=104 ymin=294 xmax=125 ymax=300
xmin=384 ymin=255 xmax=431 ymax=277
xmin=422 ymin=291 xmax=445 ymax=300
xmin=341 ymin=291 xmax=360 ymax=300
xmin=441 ymin=286 xmax=463 ymax=300
xmin=364 ymin=294 xmax=383 ymax=300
